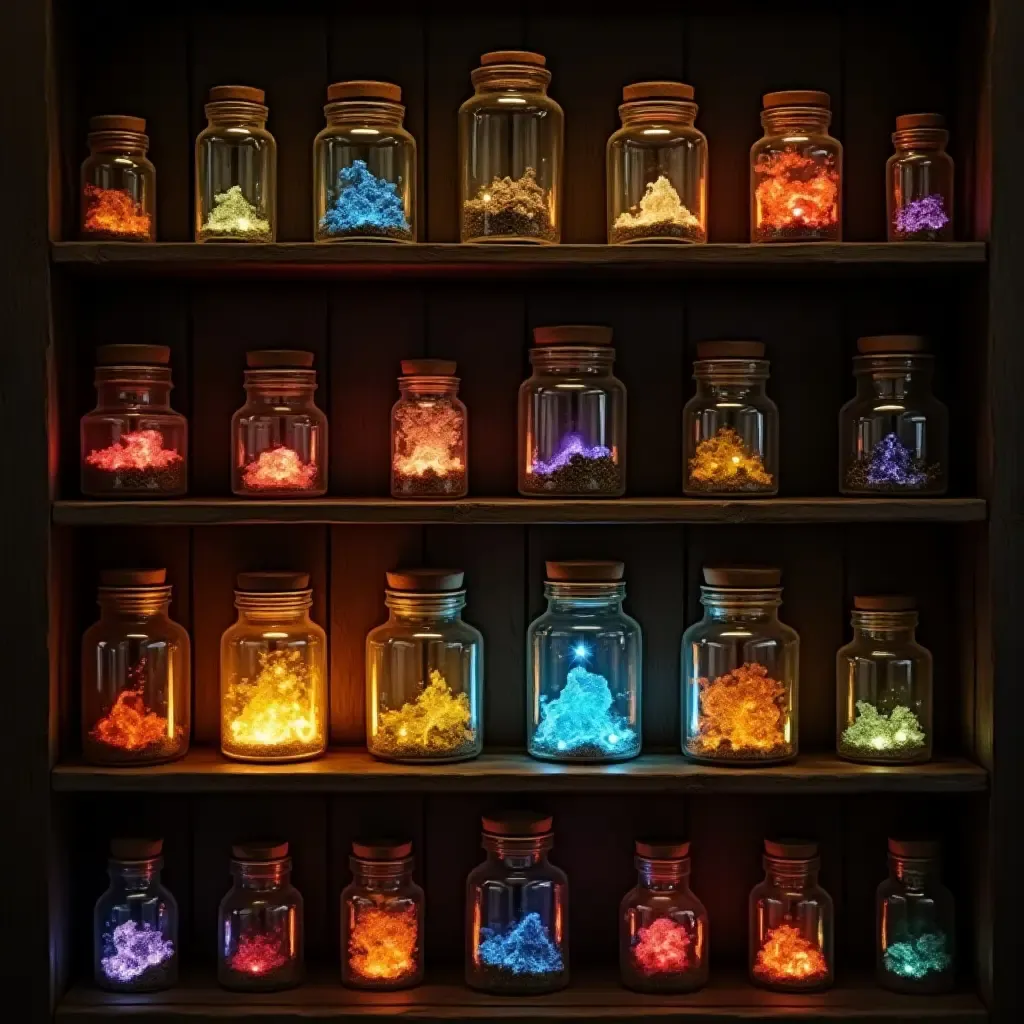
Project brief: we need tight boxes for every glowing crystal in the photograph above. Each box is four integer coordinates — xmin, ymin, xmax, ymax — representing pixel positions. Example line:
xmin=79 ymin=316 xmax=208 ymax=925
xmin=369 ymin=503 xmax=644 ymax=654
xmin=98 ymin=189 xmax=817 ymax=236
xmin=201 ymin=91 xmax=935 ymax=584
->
xmin=478 ymin=912 xmax=563 ymax=976
xmin=373 ymin=669 xmax=475 ymax=759
xmin=754 ymin=150 xmax=839 ymax=234
xmin=83 ymin=184 xmax=152 ymax=240
xmin=320 ymin=160 xmax=410 ymax=238
xmin=753 ymin=923 xmax=828 ymax=983
xmin=884 ymin=932 xmax=952 ymax=979
xmin=348 ymin=905 xmax=418 ymax=981
xmin=895 ymin=194 xmax=949 ymax=236
xmin=687 ymin=427 xmax=773 ymax=491
xmin=201 ymin=185 xmax=272 ymax=240
xmin=86 ymin=430 xmax=182 ymax=472
xmin=840 ymin=701 xmax=926 ymax=758
xmin=241 ymin=446 xmax=318 ymax=491
xmin=229 ymin=932 xmax=288 ymax=975
xmin=101 ymin=920 xmax=175 ymax=983
xmin=633 ymin=917 xmax=693 ymax=975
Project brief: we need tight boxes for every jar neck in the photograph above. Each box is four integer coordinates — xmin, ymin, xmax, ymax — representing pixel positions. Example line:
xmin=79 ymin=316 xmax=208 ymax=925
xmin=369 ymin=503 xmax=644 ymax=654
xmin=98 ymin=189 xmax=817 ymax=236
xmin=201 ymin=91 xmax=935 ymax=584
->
xmin=701 ymin=587 xmax=781 ymax=622
xmin=694 ymin=360 xmax=769 ymax=398
xmin=398 ymin=377 xmax=460 ymax=399
xmin=619 ymin=99 xmax=697 ymax=128
xmin=483 ymin=834 xmax=553 ymax=867
xmin=764 ymin=856 xmax=819 ymax=888
xmin=471 ymin=65 xmax=551 ymax=95
xmin=243 ymin=370 xmax=317 ymax=404
xmin=854 ymin=356 xmax=932 ymax=400
xmin=234 ymin=590 xmax=313 ymax=624
xmin=530 ymin=347 xmax=614 ymax=375
xmin=350 ymin=856 xmax=413 ymax=891
xmin=88 ymin=131 xmax=149 ymax=156
xmin=232 ymin=859 xmax=291 ymax=891
xmin=637 ymin=857 xmax=691 ymax=891
xmin=761 ymin=106 xmax=831 ymax=135
xmin=385 ymin=590 xmax=466 ymax=623
xmin=892 ymin=128 xmax=949 ymax=153
xmin=891 ymin=855 xmax=939 ymax=889
xmin=95 ymin=368 xmax=173 ymax=409
xmin=325 ymin=100 xmax=405 ymax=128
xmin=205 ymin=101 xmax=268 ymax=129
xmin=851 ymin=610 xmax=918 ymax=642
xmin=109 ymin=858 xmax=161 ymax=890
xmin=98 ymin=587 xmax=172 ymax=619
xmin=544 ymin=581 xmax=625 ymax=613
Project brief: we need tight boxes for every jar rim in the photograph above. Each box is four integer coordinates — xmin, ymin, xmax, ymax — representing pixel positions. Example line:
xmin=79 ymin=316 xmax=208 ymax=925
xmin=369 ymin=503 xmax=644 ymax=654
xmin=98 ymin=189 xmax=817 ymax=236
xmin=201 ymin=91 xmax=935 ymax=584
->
xmin=618 ymin=98 xmax=698 ymax=125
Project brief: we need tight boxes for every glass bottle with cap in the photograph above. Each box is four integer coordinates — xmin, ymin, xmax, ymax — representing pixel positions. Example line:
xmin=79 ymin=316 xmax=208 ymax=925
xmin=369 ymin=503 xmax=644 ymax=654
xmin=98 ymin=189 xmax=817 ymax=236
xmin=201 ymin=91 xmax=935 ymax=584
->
xmin=887 ymin=114 xmax=954 ymax=242
xmin=80 ymin=115 xmax=156 ymax=241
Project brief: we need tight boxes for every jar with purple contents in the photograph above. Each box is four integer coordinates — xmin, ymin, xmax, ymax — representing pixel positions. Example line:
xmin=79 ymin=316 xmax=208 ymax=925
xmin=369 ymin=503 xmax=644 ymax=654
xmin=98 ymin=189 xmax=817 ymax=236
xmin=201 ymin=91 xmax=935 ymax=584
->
xmin=887 ymin=115 xmax=953 ymax=242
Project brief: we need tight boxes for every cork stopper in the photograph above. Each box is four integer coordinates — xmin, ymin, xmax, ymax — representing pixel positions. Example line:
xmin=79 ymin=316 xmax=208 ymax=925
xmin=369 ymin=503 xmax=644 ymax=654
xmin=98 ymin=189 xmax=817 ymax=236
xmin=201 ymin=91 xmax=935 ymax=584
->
xmin=703 ymin=567 xmax=781 ymax=588
xmin=533 ymin=325 xmax=613 ymax=347
xmin=889 ymin=838 xmax=941 ymax=859
xmin=765 ymin=839 xmax=818 ymax=860
xmin=99 ymin=569 xmax=167 ymax=588
xmin=327 ymin=80 xmax=401 ymax=103
xmin=546 ymin=560 xmax=624 ymax=582
xmin=622 ymin=81 xmax=694 ymax=103
xmin=896 ymin=113 xmax=945 ymax=131
xmin=854 ymin=595 xmax=917 ymax=612
xmin=246 ymin=350 xmax=315 ymax=369
xmin=232 ymin=841 xmax=289 ymax=862
xmin=696 ymin=341 xmax=765 ymax=360
xmin=763 ymin=90 xmax=830 ymax=110
xmin=209 ymin=85 xmax=265 ymax=104
xmin=636 ymin=840 xmax=690 ymax=860
xmin=386 ymin=569 xmax=465 ymax=592
xmin=89 ymin=115 xmax=146 ymax=134
xmin=110 ymin=838 xmax=163 ymax=861
xmin=857 ymin=335 xmax=928 ymax=354
xmin=401 ymin=359 xmax=457 ymax=377
xmin=236 ymin=571 xmax=310 ymax=593
xmin=480 ymin=51 xmax=546 ymax=67
xmin=352 ymin=840 xmax=413 ymax=860
xmin=96 ymin=344 xmax=170 ymax=367
xmin=482 ymin=811 xmax=553 ymax=836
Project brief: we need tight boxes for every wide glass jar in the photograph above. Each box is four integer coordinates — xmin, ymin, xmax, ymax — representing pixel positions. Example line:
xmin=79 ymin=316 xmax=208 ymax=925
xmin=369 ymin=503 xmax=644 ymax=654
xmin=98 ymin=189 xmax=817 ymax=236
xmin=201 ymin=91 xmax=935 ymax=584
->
xmin=220 ymin=572 xmax=327 ymax=763
xmin=459 ymin=51 xmax=563 ymax=244
xmin=232 ymin=350 xmax=327 ymax=497
xmin=391 ymin=360 xmax=468 ymax=498
xmin=682 ymin=567 xmax=798 ymax=765
xmin=519 ymin=325 xmax=626 ymax=497
xmin=839 ymin=336 xmax=948 ymax=495
xmin=94 ymin=838 xmax=177 ymax=992
xmin=80 ymin=115 xmax=156 ymax=241
xmin=81 ymin=344 xmax=187 ymax=497
xmin=888 ymin=114 xmax=953 ymax=242
xmin=366 ymin=569 xmax=482 ymax=763
xmin=607 ymin=82 xmax=707 ymax=244
xmin=751 ymin=91 xmax=842 ymax=242
xmin=341 ymin=840 xmax=424 ymax=990
xmin=620 ymin=840 xmax=709 ymax=994
xmin=196 ymin=85 xmax=276 ymax=242
xmin=683 ymin=341 xmax=778 ymax=496
xmin=466 ymin=813 xmax=568 ymax=994
xmin=527 ymin=561 xmax=641 ymax=763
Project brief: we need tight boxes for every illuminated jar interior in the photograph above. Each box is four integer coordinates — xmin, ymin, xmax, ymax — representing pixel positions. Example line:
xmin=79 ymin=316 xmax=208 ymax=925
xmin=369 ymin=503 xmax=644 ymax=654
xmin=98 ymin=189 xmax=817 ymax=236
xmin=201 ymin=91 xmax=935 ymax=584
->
xmin=80 ymin=115 xmax=156 ymax=241
xmin=887 ymin=114 xmax=954 ymax=242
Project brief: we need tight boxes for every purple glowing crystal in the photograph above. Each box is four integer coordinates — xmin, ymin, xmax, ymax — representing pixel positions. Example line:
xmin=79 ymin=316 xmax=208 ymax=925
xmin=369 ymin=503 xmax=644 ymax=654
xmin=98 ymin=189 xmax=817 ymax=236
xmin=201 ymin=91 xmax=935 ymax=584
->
xmin=532 ymin=433 xmax=611 ymax=476
xmin=865 ymin=433 xmax=928 ymax=487
xmin=101 ymin=920 xmax=175 ymax=983
xmin=895 ymin=194 xmax=949 ymax=235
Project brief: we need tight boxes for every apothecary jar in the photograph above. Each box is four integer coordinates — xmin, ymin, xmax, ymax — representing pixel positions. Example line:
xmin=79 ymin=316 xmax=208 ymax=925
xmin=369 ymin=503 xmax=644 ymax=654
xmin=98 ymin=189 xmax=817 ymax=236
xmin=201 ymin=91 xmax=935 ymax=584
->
xmin=888 ymin=114 xmax=954 ymax=241
xmin=81 ymin=115 xmax=156 ymax=241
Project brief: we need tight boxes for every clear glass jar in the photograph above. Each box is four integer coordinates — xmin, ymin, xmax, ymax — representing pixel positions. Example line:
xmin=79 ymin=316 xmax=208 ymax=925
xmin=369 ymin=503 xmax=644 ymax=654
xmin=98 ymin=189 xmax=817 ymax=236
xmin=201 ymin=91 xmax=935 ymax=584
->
xmin=81 ymin=344 xmax=187 ymax=497
xmin=751 ymin=91 xmax=842 ymax=243
xmin=220 ymin=572 xmax=327 ymax=763
xmin=683 ymin=341 xmax=778 ymax=496
xmin=607 ymin=82 xmax=707 ymax=244
xmin=366 ymin=569 xmax=483 ymax=763
xmin=391 ymin=360 xmax=468 ymax=498
xmin=459 ymin=51 xmax=563 ymax=244
xmin=94 ymin=838 xmax=177 ymax=992
xmin=232 ymin=350 xmax=328 ymax=497
xmin=888 ymin=114 xmax=954 ymax=242
xmin=682 ymin=567 xmax=798 ymax=765
xmin=196 ymin=85 xmax=276 ymax=242
xmin=466 ymin=813 xmax=568 ymax=994
xmin=80 ymin=115 xmax=156 ymax=241
xmin=519 ymin=325 xmax=626 ymax=497
xmin=839 ymin=336 xmax=948 ymax=495
xmin=527 ymin=561 xmax=641 ymax=763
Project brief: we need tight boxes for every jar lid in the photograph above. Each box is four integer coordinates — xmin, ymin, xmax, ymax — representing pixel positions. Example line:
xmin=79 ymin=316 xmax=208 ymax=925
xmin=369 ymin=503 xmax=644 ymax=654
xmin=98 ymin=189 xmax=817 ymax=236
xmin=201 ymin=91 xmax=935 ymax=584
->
xmin=401 ymin=359 xmax=457 ymax=377
xmin=386 ymin=568 xmax=465 ymax=592
xmin=546 ymin=560 xmax=624 ymax=582
xmin=480 ymin=50 xmax=546 ymax=67
xmin=703 ymin=567 xmax=781 ymax=588
xmin=246 ymin=350 xmax=315 ymax=369
xmin=209 ymin=85 xmax=265 ymax=104
xmin=327 ymin=80 xmax=401 ymax=103
xmin=232 ymin=840 xmax=289 ymax=862
xmin=533 ymin=325 xmax=613 ymax=347
xmin=97 ymin=344 xmax=170 ymax=366
xmin=100 ymin=568 xmax=167 ymax=587
xmin=856 ymin=335 xmax=928 ymax=354
xmin=482 ymin=811 xmax=553 ymax=836
xmin=110 ymin=838 xmax=163 ymax=860
xmin=763 ymin=89 xmax=830 ymax=110
xmin=622 ymin=81 xmax=694 ymax=103
xmin=89 ymin=115 xmax=146 ymax=134
xmin=765 ymin=838 xmax=818 ymax=860
xmin=888 ymin=838 xmax=940 ymax=859
xmin=236 ymin=571 xmax=310 ymax=592
xmin=352 ymin=839 xmax=413 ymax=860
xmin=896 ymin=113 xmax=945 ymax=131
xmin=636 ymin=839 xmax=690 ymax=859
xmin=854 ymin=595 xmax=916 ymax=611
xmin=696 ymin=341 xmax=765 ymax=360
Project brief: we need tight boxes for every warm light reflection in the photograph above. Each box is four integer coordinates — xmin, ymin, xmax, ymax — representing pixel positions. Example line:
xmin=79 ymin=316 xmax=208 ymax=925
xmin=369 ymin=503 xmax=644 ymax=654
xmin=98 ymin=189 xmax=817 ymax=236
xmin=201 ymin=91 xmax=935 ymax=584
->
xmin=90 ymin=658 xmax=180 ymax=754
xmin=754 ymin=150 xmax=839 ymax=236
xmin=86 ymin=430 xmax=182 ymax=472
xmin=348 ymin=905 xmax=418 ymax=981
xmin=393 ymin=402 xmax=465 ymax=482
xmin=82 ymin=184 xmax=152 ymax=239
xmin=688 ymin=427 xmax=773 ymax=491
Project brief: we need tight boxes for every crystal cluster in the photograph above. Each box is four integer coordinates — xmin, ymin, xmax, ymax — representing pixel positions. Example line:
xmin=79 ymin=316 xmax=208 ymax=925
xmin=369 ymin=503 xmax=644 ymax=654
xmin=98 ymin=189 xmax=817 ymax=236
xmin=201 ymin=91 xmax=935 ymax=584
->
xmin=611 ymin=176 xmax=703 ymax=243
xmin=525 ymin=433 xmax=621 ymax=494
xmin=241 ymin=446 xmax=318 ymax=491
xmin=884 ymin=932 xmax=952 ymax=979
xmin=348 ymin=905 xmax=418 ymax=982
xmin=845 ymin=433 xmax=938 ymax=490
xmin=392 ymin=399 xmax=466 ymax=495
xmin=229 ymin=931 xmax=289 ymax=975
xmin=82 ymin=184 xmax=152 ymax=240
xmin=753 ymin=923 xmax=828 ymax=984
xmin=200 ymin=185 xmax=272 ymax=241
xmin=839 ymin=701 xmax=926 ymax=759
xmin=687 ymin=427 xmax=773 ymax=492
xmin=372 ymin=669 xmax=475 ymax=760
xmin=463 ymin=168 xmax=556 ymax=242
xmin=319 ymin=160 xmax=412 ymax=241
xmin=85 ymin=429 xmax=185 ymax=493
xmin=632 ymin=917 xmax=693 ymax=975
xmin=88 ymin=658 xmax=182 ymax=760
xmin=478 ymin=912 xmax=563 ymax=976
xmin=894 ymin=194 xmax=949 ymax=239
xmin=753 ymin=150 xmax=840 ymax=241
xmin=100 ymin=920 xmax=175 ymax=984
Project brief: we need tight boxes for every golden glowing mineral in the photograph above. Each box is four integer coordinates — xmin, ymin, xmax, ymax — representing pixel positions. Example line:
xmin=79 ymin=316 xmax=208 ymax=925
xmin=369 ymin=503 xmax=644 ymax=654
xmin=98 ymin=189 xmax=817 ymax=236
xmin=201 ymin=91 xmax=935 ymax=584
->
xmin=615 ymin=176 xmax=699 ymax=230
xmin=688 ymin=427 xmax=773 ymax=491
xmin=372 ymin=670 xmax=474 ymax=759
xmin=348 ymin=905 xmax=418 ymax=982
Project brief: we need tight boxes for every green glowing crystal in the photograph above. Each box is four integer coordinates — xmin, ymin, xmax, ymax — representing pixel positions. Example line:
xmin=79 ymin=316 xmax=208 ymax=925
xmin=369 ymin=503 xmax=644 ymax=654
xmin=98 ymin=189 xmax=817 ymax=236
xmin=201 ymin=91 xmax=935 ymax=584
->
xmin=884 ymin=932 xmax=952 ymax=979
xmin=839 ymin=700 xmax=926 ymax=757
xmin=201 ymin=185 xmax=272 ymax=240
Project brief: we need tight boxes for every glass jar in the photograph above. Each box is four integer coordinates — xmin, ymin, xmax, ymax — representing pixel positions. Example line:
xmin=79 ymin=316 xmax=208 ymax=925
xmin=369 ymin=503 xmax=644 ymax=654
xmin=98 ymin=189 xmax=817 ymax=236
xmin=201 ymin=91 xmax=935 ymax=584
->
xmin=607 ymin=82 xmax=707 ymax=244
xmin=196 ymin=85 xmax=276 ymax=242
xmin=80 ymin=115 xmax=156 ymax=241
xmin=459 ymin=51 xmax=563 ymax=244
xmin=620 ymin=840 xmax=709 ymax=994
xmin=220 ymin=572 xmax=327 ymax=763
xmin=682 ymin=567 xmax=798 ymax=765
xmin=751 ymin=91 xmax=842 ymax=243
xmin=887 ymin=114 xmax=954 ymax=242
xmin=839 ymin=336 xmax=948 ymax=495
xmin=232 ymin=350 xmax=328 ymax=497
xmin=466 ymin=813 xmax=568 ymax=994
xmin=683 ymin=341 xmax=778 ymax=496
xmin=81 ymin=344 xmax=188 ymax=497
xmin=341 ymin=840 xmax=424 ymax=990
xmin=218 ymin=842 xmax=303 ymax=992
xmin=877 ymin=839 xmax=954 ymax=993
xmin=391 ymin=360 xmax=468 ymax=498
xmin=94 ymin=838 xmax=177 ymax=992
xmin=519 ymin=325 xmax=626 ymax=497
xmin=527 ymin=561 xmax=641 ymax=763
xmin=366 ymin=569 xmax=483 ymax=763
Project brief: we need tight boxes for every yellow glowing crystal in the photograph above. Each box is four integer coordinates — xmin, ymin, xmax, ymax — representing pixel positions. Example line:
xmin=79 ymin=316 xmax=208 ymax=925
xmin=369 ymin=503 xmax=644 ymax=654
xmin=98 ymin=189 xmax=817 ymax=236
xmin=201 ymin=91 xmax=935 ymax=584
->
xmin=614 ymin=175 xmax=700 ymax=231
xmin=373 ymin=669 xmax=474 ymax=759
xmin=688 ymin=427 xmax=773 ymax=491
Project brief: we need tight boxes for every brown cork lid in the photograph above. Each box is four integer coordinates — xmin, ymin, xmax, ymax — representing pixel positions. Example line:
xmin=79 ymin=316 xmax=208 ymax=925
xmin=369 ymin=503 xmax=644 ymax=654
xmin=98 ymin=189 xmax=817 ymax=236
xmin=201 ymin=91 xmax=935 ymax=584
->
xmin=857 ymin=335 xmax=928 ymax=354
xmin=546 ymin=560 xmax=624 ymax=582
xmin=236 ymin=571 xmax=310 ymax=592
xmin=328 ymin=80 xmax=402 ymax=103
xmin=232 ymin=841 xmax=289 ymax=862
xmin=703 ymin=567 xmax=781 ymax=588
xmin=533 ymin=325 xmax=613 ymax=347
xmin=110 ymin=838 xmax=163 ymax=860
xmin=763 ymin=90 xmax=830 ymax=110
xmin=401 ymin=359 xmax=457 ymax=377
xmin=482 ymin=811 xmax=553 ymax=836
xmin=765 ymin=839 xmax=818 ymax=860
xmin=386 ymin=569 xmax=465 ymax=592
xmin=352 ymin=839 xmax=413 ymax=860
xmin=636 ymin=840 xmax=690 ymax=859
xmin=896 ymin=113 xmax=945 ymax=131
xmin=209 ymin=85 xmax=265 ymax=104
xmin=696 ymin=341 xmax=765 ymax=360
xmin=622 ymin=81 xmax=694 ymax=103
xmin=854 ymin=595 xmax=917 ymax=611
xmin=89 ymin=115 xmax=146 ymax=134
xmin=246 ymin=350 xmax=315 ymax=369
xmin=480 ymin=51 xmax=546 ymax=67
xmin=889 ymin=838 xmax=941 ymax=859
xmin=100 ymin=569 xmax=167 ymax=587
xmin=97 ymin=344 xmax=170 ymax=366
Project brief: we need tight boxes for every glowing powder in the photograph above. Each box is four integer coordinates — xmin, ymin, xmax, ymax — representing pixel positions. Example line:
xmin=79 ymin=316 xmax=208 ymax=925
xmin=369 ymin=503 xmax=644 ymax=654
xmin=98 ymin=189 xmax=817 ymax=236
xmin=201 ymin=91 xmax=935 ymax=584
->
xmin=753 ymin=923 xmax=828 ymax=984
xmin=372 ymin=669 xmax=475 ymax=759
xmin=687 ymin=427 xmax=773 ymax=492
xmin=319 ymin=160 xmax=411 ymax=240
xmin=525 ymin=433 xmax=622 ymax=495
xmin=884 ymin=932 xmax=952 ymax=979
xmin=229 ymin=932 xmax=289 ymax=975
xmin=241 ymin=446 xmax=318 ymax=491
xmin=612 ymin=176 xmax=702 ymax=243
xmin=894 ymin=194 xmax=949 ymax=237
xmin=845 ymin=433 xmax=938 ymax=490
xmin=100 ymin=920 xmax=175 ymax=983
xmin=89 ymin=658 xmax=181 ymax=758
xmin=82 ymin=184 xmax=152 ymax=240
xmin=87 ymin=430 xmax=183 ymax=472
xmin=200 ymin=185 xmax=272 ymax=241
xmin=463 ymin=168 xmax=556 ymax=242
xmin=754 ymin=150 xmax=839 ymax=239
xmin=840 ymin=701 xmax=926 ymax=759
xmin=478 ymin=913 xmax=563 ymax=975
xmin=633 ymin=917 xmax=693 ymax=975
xmin=348 ymin=905 xmax=418 ymax=981
xmin=392 ymin=399 xmax=466 ymax=494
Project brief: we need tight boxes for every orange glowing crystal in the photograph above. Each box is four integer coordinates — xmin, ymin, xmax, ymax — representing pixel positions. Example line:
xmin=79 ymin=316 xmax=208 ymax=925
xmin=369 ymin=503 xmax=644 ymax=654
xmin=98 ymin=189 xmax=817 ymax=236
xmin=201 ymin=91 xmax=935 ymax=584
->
xmin=348 ymin=905 xmax=418 ymax=982
xmin=688 ymin=427 xmax=773 ymax=492
xmin=82 ymin=184 xmax=152 ymax=240
xmin=90 ymin=659 xmax=176 ymax=754
xmin=753 ymin=923 xmax=827 ymax=983
xmin=754 ymin=150 xmax=839 ymax=236
xmin=241 ymin=446 xmax=318 ymax=491
xmin=86 ymin=429 xmax=183 ymax=472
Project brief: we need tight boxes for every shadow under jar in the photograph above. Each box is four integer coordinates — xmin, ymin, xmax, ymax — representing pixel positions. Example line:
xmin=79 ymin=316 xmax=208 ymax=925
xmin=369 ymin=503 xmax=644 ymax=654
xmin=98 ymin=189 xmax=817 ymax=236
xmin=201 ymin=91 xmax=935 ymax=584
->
xmin=80 ymin=115 xmax=155 ymax=241
xmin=888 ymin=114 xmax=954 ymax=242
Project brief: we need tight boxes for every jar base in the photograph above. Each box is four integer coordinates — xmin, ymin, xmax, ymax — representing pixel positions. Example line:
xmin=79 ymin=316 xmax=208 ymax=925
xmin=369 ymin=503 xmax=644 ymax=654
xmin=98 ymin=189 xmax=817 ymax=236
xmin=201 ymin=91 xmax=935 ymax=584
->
xmin=368 ymin=748 xmax=481 ymax=765
xmin=682 ymin=488 xmax=779 ymax=499
xmin=463 ymin=235 xmax=558 ymax=246
xmin=466 ymin=968 xmax=569 ymax=995
xmin=682 ymin=749 xmax=797 ymax=767
xmin=220 ymin=747 xmax=325 ymax=764
xmin=750 ymin=974 xmax=832 ymax=993
xmin=315 ymin=230 xmax=415 ymax=244
xmin=231 ymin=488 xmax=328 ymax=499
xmin=528 ymin=747 xmax=641 ymax=765
xmin=837 ymin=749 xmax=930 ymax=766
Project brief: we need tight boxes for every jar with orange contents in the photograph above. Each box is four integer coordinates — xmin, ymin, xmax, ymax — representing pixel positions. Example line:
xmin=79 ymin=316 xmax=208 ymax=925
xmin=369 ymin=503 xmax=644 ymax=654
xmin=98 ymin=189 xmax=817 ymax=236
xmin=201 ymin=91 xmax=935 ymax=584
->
xmin=81 ymin=115 xmax=156 ymax=241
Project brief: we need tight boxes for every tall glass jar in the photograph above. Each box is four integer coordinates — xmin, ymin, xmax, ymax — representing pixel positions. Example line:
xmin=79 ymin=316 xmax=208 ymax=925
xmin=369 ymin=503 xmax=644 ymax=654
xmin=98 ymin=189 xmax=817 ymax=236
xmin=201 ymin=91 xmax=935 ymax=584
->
xmin=459 ymin=51 xmax=563 ymax=244
xmin=196 ymin=85 xmax=276 ymax=242
xmin=220 ymin=572 xmax=327 ymax=763
xmin=366 ymin=569 xmax=482 ymax=763
xmin=888 ymin=114 xmax=954 ymax=242
xmin=466 ymin=813 xmax=568 ymax=994
xmin=607 ymin=82 xmax=707 ymax=244
xmin=218 ymin=841 xmax=303 ymax=992
xmin=751 ymin=91 xmax=842 ymax=242
xmin=391 ymin=360 xmax=468 ymax=498
xmin=620 ymin=840 xmax=709 ymax=994
xmin=94 ymin=838 xmax=178 ymax=992
xmin=519 ymin=325 xmax=626 ymax=497
xmin=682 ymin=567 xmax=798 ymax=765
xmin=839 ymin=336 xmax=948 ymax=495
xmin=80 ymin=115 xmax=156 ymax=241
xmin=314 ymin=81 xmax=415 ymax=243
xmin=683 ymin=342 xmax=778 ymax=496
xmin=232 ymin=350 xmax=327 ymax=497
xmin=527 ymin=561 xmax=641 ymax=763
xmin=341 ymin=840 xmax=424 ymax=990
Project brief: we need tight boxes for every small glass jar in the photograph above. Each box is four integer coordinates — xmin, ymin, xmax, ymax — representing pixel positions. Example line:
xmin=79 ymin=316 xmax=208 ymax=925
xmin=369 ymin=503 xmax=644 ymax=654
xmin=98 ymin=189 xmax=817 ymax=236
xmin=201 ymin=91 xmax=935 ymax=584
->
xmin=888 ymin=114 xmax=954 ymax=242
xmin=196 ymin=85 xmax=276 ymax=242
xmin=527 ymin=561 xmax=641 ymax=763
xmin=95 ymin=838 xmax=178 ymax=992
xmin=220 ymin=572 xmax=327 ymax=763
xmin=232 ymin=350 xmax=328 ymax=497
xmin=459 ymin=51 xmax=563 ymax=244
xmin=466 ymin=813 xmax=568 ymax=994
xmin=839 ymin=336 xmax=948 ymax=495
xmin=751 ymin=91 xmax=842 ymax=243
xmin=341 ymin=840 xmax=424 ymax=990
xmin=218 ymin=842 xmax=303 ymax=992
xmin=391 ymin=360 xmax=468 ymax=498
xmin=683 ymin=341 xmax=778 ymax=496
xmin=877 ymin=839 xmax=954 ymax=993
xmin=519 ymin=325 xmax=626 ymax=497
xmin=607 ymin=82 xmax=707 ymax=244
xmin=366 ymin=569 xmax=483 ymax=763
xmin=620 ymin=840 xmax=709 ymax=994
xmin=80 ymin=115 xmax=156 ymax=241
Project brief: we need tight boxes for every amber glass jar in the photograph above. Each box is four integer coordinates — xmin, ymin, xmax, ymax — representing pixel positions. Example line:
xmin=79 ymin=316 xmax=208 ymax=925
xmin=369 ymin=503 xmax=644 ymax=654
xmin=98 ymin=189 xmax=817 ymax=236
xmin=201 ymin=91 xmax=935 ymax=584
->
xmin=751 ymin=91 xmax=841 ymax=242
xmin=81 ymin=116 xmax=156 ymax=241
xmin=220 ymin=572 xmax=327 ymax=763
xmin=607 ymin=82 xmax=707 ymax=244
xmin=196 ymin=85 xmax=276 ymax=242
xmin=459 ymin=51 xmax=563 ymax=244
xmin=888 ymin=114 xmax=953 ymax=241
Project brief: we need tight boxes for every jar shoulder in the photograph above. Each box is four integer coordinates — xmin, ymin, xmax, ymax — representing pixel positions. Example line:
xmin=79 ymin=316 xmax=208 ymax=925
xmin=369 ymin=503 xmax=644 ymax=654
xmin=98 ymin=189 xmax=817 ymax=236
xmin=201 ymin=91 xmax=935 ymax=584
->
xmin=460 ymin=91 xmax=563 ymax=118
xmin=684 ymin=617 xmax=798 ymax=645
xmin=608 ymin=125 xmax=707 ymax=148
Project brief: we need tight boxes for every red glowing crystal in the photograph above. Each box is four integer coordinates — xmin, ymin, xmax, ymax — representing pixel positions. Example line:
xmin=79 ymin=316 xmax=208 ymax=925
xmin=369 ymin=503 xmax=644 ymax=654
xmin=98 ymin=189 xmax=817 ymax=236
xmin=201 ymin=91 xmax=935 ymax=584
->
xmin=229 ymin=932 xmax=288 ymax=975
xmin=86 ymin=429 xmax=182 ymax=472
xmin=633 ymin=917 xmax=693 ymax=975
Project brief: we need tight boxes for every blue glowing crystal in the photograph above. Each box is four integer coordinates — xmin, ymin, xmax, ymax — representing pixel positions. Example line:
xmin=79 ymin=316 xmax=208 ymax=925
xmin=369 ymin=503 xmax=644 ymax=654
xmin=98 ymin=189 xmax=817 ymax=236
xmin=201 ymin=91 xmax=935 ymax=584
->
xmin=319 ymin=160 xmax=410 ymax=237
xmin=478 ymin=913 xmax=563 ymax=975
xmin=866 ymin=433 xmax=929 ymax=487
xmin=884 ymin=932 xmax=952 ymax=979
